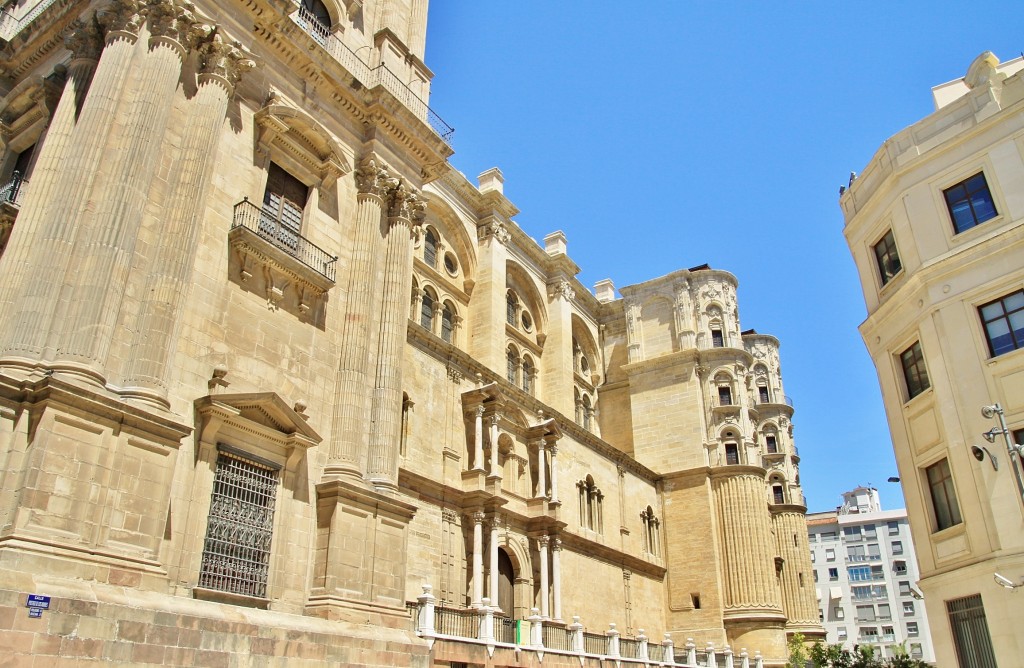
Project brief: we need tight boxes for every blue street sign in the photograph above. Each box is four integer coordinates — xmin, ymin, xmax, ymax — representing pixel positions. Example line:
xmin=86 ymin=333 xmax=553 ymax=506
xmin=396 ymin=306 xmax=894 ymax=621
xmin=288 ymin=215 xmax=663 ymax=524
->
xmin=26 ymin=595 xmax=50 ymax=609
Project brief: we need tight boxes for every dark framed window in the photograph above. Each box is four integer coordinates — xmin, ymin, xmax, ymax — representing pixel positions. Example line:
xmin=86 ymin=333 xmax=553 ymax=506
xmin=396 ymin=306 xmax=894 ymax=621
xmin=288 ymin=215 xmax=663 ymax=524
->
xmin=979 ymin=290 xmax=1024 ymax=357
xmin=944 ymin=172 xmax=997 ymax=234
xmin=926 ymin=458 xmax=962 ymax=531
xmin=440 ymin=303 xmax=454 ymax=343
xmin=725 ymin=443 xmax=739 ymax=465
xmin=772 ymin=485 xmax=785 ymax=504
xmin=758 ymin=385 xmax=770 ymax=403
xmin=506 ymin=291 xmax=518 ymax=326
xmin=419 ymin=291 xmax=434 ymax=330
xmin=711 ymin=329 xmax=724 ymax=347
xmin=506 ymin=348 xmax=518 ymax=384
xmin=718 ymin=386 xmax=732 ymax=406
xmin=261 ymin=162 xmax=307 ymax=252
xmin=899 ymin=341 xmax=930 ymax=400
xmin=873 ymin=229 xmax=902 ymax=286
xmin=423 ymin=229 xmax=438 ymax=268
xmin=947 ymin=594 xmax=998 ymax=668
xmin=765 ymin=434 xmax=778 ymax=453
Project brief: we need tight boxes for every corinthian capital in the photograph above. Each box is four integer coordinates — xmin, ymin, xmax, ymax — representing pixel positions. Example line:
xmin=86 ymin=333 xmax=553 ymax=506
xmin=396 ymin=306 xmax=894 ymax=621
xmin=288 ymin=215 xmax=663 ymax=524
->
xmin=96 ymin=0 xmax=143 ymax=37
xmin=145 ymin=0 xmax=198 ymax=44
xmin=65 ymin=17 xmax=104 ymax=61
xmin=549 ymin=279 xmax=575 ymax=302
xmin=197 ymin=30 xmax=256 ymax=91
xmin=478 ymin=220 xmax=510 ymax=245
xmin=387 ymin=181 xmax=427 ymax=225
xmin=355 ymin=158 xmax=392 ymax=198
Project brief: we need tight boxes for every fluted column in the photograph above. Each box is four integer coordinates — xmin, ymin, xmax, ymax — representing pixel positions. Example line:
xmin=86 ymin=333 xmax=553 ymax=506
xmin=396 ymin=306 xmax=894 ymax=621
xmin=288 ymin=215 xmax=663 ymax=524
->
xmin=473 ymin=406 xmax=485 ymax=470
xmin=471 ymin=511 xmax=484 ymax=607
xmin=366 ymin=181 xmax=424 ymax=490
xmin=52 ymin=0 xmax=202 ymax=382
xmin=773 ymin=509 xmax=821 ymax=628
xmin=325 ymin=159 xmax=391 ymax=478
xmin=538 ymin=535 xmax=549 ymax=618
xmin=713 ymin=470 xmax=783 ymax=614
xmin=0 ymin=3 xmax=141 ymax=363
xmin=551 ymin=536 xmax=562 ymax=621
xmin=536 ymin=439 xmax=547 ymax=499
xmin=489 ymin=519 xmax=500 ymax=610
xmin=0 ymin=21 xmax=101 ymax=348
xmin=548 ymin=442 xmax=559 ymax=503
xmin=119 ymin=31 xmax=254 ymax=405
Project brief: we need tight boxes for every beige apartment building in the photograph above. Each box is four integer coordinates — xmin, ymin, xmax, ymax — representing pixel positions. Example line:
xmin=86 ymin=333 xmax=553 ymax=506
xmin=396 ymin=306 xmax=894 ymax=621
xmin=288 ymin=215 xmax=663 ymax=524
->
xmin=842 ymin=52 xmax=1024 ymax=668
xmin=0 ymin=0 xmax=822 ymax=665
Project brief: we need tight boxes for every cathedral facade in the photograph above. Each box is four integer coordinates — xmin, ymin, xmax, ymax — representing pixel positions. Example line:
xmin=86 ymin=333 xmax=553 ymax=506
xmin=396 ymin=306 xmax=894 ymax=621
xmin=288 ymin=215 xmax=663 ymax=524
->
xmin=0 ymin=0 xmax=821 ymax=665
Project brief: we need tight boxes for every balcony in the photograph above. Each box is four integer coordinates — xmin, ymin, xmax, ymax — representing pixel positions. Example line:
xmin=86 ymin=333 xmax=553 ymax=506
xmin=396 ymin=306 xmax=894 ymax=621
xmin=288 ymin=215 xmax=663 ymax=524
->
xmin=0 ymin=171 xmax=27 ymax=208
xmin=291 ymin=6 xmax=454 ymax=147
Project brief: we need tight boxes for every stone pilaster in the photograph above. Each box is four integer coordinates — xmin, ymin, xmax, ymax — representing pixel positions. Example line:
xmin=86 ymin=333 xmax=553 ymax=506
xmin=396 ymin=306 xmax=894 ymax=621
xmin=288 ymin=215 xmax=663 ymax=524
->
xmin=542 ymin=277 xmax=575 ymax=416
xmin=51 ymin=0 xmax=201 ymax=383
xmin=324 ymin=158 xmax=391 ymax=479
xmin=470 ymin=217 xmax=510 ymax=371
xmin=365 ymin=180 xmax=424 ymax=490
xmin=0 ymin=9 xmax=135 ymax=364
xmin=119 ymin=31 xmax=254 ymax=406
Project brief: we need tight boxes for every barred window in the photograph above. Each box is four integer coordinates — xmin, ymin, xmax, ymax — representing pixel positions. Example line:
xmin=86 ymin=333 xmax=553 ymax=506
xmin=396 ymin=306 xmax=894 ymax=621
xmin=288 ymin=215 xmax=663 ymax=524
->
xmin=199 ymin=450 xmax=279 ymax=599
xmin=947 ymin=594 xmax=997 ymax=668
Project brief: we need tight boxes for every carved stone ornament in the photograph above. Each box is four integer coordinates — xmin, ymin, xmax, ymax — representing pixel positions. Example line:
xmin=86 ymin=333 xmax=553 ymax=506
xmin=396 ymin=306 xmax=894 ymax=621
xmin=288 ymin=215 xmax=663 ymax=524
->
xmin=387 ymin=182 xmax=427 ymax=225
xmin=145 ymin=0 xmax=199 ymax=44
xmin=96 ymin=0 xmax=144 ymax=36
xmin=478 ymin=220 xmax=511 ymax=245
xmin=549 ymin=279 xmax=575 ymax=302
xmin=441 ymin=508 xmax=457 ymax=523
xmin=65 ymin=17 xmax=104 ymax=61
xmin=355 ymin=158 xmax=392 ymax=197
xmin=197 ymin=30 xmax=256 ymax=90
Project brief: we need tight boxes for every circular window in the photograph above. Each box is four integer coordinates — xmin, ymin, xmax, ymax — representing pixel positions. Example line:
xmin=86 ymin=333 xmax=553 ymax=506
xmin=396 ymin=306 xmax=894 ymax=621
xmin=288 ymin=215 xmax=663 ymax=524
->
xmin=521 ymin=311 xmax=533 ymax=332
xmin=444 ymin=252 xmax=458 ymax=276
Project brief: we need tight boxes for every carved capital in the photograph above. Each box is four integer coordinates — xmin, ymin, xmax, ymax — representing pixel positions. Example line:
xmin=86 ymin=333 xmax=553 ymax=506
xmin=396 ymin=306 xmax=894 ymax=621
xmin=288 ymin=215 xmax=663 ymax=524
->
xmin=65 ymin=17 xmax=104 ymax=61
xmin=386 ymin=180 xmax=427 ymax=226
xmin=441 ymin=508 xmax=457 ymax=523
xmin=478 ymin=220 xmax=511 ymax=245
xmin=96 ymin=0 xmax=144 ymax=37
xmin=471 ymin=510 xmax=485 ymax=525
xmin=197 ymin=30 xmax=256 ymax=92
xmin=145 ymin=0 xmax=199 ymax=45
xmin=355 ymin=158 xmax=392 ymax=197
xmin=537 ymin=535 xmax=550 ymax=549
xmin=551 ymin=537 xmax=562 ymax=552
xmin=549 ymin=279 xmax=575 ymax=302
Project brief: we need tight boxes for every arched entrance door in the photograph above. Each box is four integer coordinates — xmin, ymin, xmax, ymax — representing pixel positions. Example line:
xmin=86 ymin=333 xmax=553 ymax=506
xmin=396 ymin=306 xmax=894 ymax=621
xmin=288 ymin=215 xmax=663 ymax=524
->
xmin=497 ymin=548 xmax=515 ymax=616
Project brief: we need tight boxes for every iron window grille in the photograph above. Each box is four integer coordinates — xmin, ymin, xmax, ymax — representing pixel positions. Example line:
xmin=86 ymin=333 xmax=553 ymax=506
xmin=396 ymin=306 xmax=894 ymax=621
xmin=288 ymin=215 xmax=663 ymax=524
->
xmin=979 ymin=289 xmax=1024 ymax=357
xmin=944 ymin=172 xmax=997 ymax=234
xmin=946 ymin=594 xmax=998 ymax=668
xmin=899 ymin=341 xmax=930 ymax=400
xmin=198 ymin=449 xmax=280 ymax=599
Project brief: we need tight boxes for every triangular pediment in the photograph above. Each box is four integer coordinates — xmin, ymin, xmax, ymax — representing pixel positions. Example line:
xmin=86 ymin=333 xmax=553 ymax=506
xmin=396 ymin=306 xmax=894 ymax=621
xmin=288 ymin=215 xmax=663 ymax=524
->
xmin=197 ymin=392 xmax=321 ymax=443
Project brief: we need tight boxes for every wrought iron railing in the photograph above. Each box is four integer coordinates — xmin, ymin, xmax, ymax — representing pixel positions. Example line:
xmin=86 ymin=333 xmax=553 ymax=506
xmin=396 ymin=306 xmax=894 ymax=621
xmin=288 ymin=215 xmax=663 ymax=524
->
xmin=231 ymin=198 xmax=337 ymax=282
xmin=289 ymin=6 xmax=454 ymax=146
xmin=0 ymin=171 xmax=27 ymax=207
xmin=494 ymin=617 xmax=516 ymax=644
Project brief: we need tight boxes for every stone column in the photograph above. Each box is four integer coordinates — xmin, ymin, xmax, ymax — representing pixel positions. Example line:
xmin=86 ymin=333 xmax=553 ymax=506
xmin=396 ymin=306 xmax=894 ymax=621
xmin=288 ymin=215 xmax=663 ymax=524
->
xmin=52 ymin=0 xmax=202 ymax=382
xmin=713 ymin=470 xmax=784 ymax=615
xmin=366 ymin=181 xmax=424 ymax=490
xmin=471 ymin=511 xmax=484 ymax=607
xmin=473 ymin=406 xmax=485 ymax=471
xmin=489 ymin=518 xmax=499 ymax=610
xmin=488 ymin=413 xmax=500 ymax=478
xmin=551 ymin=536 xmax=562 ymax=621
xmin=548 ymin=441 xmax=559 ymax=503
xmin=537 ymin=535 xmax=549 ymax=618
xmin=119 ymin=31 xmax=254 ymax=405
xmin=324 ymin=159 xmax=391 ymax=479
xmin=536 ymin=439 xmax=547 ymax=499
xmin=0 ymin=22 xmax=100 ymax=354
xmin=0 ymin=4 xmax=140 ymax=363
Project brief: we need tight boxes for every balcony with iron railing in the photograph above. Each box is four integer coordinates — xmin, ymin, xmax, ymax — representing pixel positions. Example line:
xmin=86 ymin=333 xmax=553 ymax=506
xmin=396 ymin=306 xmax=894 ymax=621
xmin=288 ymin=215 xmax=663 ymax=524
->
xmin=1 ymin=171 xmax=27 ymax=209
xmin=410 ymin=587 xmax=769 ymax=668
xmin=291 ymin=5 xmax=454 ymax=146
xmin=230 ymin=198 xmax=337 ymax=287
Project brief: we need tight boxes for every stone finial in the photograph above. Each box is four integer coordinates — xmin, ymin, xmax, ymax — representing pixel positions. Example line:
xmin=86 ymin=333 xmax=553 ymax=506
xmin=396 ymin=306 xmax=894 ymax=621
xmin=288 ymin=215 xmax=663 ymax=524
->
xmin=544 ymin=230 xmax=567 ymax=256
xmin=594 ymin=278 xmax=616 ymax=303
xmin=478 ymin=167 xmax=504 ymax=194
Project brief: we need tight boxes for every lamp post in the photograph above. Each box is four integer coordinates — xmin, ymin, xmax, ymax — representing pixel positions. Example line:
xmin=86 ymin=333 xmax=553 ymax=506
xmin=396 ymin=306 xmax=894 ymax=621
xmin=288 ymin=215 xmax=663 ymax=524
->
xmin=979 ymin=403 xmax=1024 ymax=507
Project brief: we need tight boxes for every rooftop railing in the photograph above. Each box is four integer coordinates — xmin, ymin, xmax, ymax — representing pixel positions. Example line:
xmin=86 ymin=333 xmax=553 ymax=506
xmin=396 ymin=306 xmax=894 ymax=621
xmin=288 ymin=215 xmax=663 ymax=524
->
xmin=291 ymin=6 xmax=454 ymax=146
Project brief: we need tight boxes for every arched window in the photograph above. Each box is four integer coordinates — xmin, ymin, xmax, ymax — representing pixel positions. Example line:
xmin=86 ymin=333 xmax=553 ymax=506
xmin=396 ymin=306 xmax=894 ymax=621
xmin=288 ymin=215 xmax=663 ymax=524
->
xmin=522 ymin=356 xmax=534 ymax=395
xmin=440 ymin=302 xmax=454 ymax=343
xmin=506 ymin=347 xmax=519 ymax=384
xmin=420 ymin=290 xmax=434 ymax=331
xmin=424 ymin=229 xmax=438 ymax=268
xmin=578 ymin=475 xmax=603 ymax=533
xmin=297 ymin=0 xmax=332 ymax=44
xmin=506 ymin=291 xmax=519 ymax=326
xmin=582 ymin=394 xmax=593 ymax=432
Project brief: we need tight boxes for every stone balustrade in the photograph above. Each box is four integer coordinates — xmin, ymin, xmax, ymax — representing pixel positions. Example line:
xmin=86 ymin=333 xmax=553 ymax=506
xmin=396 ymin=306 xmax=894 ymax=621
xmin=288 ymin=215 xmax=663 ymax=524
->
xmin=414 ymin=585 xmax=766 ymax=668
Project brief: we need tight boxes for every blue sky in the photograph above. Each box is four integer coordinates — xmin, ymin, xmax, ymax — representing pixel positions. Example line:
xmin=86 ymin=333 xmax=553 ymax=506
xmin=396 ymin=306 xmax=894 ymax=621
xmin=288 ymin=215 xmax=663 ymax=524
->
xmin=423 ymin=3 xmax=1021 ymax=512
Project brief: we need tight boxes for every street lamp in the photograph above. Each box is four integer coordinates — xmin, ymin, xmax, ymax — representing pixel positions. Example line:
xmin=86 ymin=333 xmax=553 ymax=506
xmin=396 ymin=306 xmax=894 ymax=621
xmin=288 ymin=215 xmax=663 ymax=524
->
xmin=977 ymin=403 xmax=1024 ymax=505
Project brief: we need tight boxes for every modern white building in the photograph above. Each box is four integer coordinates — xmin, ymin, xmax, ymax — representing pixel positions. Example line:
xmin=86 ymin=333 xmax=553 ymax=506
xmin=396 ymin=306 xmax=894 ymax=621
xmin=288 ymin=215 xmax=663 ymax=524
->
xmin=808 ymin=488 xmax=934 ymax=663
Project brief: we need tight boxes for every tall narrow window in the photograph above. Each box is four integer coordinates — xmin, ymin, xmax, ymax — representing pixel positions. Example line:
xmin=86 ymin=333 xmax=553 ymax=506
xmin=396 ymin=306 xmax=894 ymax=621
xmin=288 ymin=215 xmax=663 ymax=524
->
xmin=423 ymin=229 xmax=438 ymax=268
xmin=506 ymin=291 xmax=518 ymax=326
xmin=420 ymin=290 xmax=434 ymax=331
xmin=725 ymin=443 xmax=739 ymax=465
xmin=926 ymin=458 xmax=962 ymax=531
xmin=873 ymin=230 xmax=902 ymax=286
xmin=440 ymin=303 xmax=454 ymax=343
xmin=641 ymin=506 xmax=660 ymax=557
xmin=765 ymin=434 xmax=778 ymax=453
xmin=947 ymin=594 xmax=998 ymax=668
xmin=198 ymin=450 xmax=279 ymax=598
xmin=758 ymin=385 xmax=770 ymax=403
xmin=772 ymin=484 xmax=785 ymax=504
xmin=261 ymin=162 xmax=307 ymax=252
xmin=582 ymin=395 xmax=592 ymax=431
xmin=711 ymin=328 xmax=724 ymax=347
xmin=979 ymin=290 xmax=1024 ymax=357
xmin=718 ymin=385 xmax=732 ymax=406
xmin=899 ymin=341 xmax=930 ymax=400
xmin=522 ymin=357 xmax=534 ymax=395
xmin=506 ymin=347 xmax=519 ymax=385
xmin=578 ymin=476 xmax=602 ymax=533
xmin=944 ymin=172 xmax=997 ymax=234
